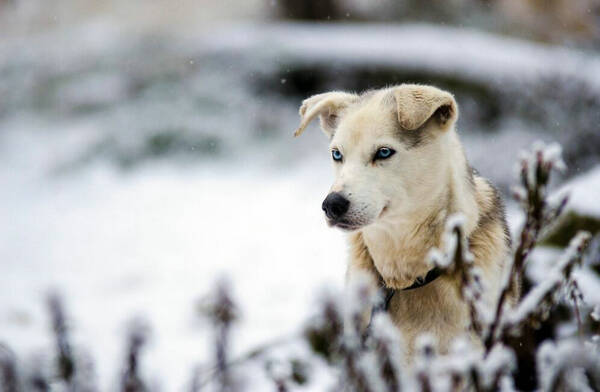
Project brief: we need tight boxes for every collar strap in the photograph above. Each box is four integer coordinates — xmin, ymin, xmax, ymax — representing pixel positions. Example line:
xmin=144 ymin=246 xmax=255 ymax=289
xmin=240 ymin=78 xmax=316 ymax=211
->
xmin=363 ymin=267 xmax=443 ymax=341
xmin=401 ymin=267 xmax=442 ymax=291
xmin=364 ymin=267 xmax=443 ymax=340
xmin=376 ymin=267 xmax=442 ymax=313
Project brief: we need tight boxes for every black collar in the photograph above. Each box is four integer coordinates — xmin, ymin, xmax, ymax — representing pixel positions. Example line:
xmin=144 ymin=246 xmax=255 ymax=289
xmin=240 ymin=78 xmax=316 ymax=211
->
xmin=371 ymin=267 xmax=442 ymax=317
xmin=364 ymin=267 xmax=442 ymax=340
xmin=401 ymin=267 xmax=442 ymax=291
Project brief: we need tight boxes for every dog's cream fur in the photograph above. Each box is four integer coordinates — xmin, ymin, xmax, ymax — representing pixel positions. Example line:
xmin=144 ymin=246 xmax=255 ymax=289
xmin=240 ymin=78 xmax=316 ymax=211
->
xmin=295 ymin=84 xmax=511 ymax=358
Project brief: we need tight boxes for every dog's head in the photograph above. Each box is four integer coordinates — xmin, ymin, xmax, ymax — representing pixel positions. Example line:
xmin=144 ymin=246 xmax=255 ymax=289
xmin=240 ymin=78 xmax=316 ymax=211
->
xmin=294 ymin=84 xmax=459 ymax=231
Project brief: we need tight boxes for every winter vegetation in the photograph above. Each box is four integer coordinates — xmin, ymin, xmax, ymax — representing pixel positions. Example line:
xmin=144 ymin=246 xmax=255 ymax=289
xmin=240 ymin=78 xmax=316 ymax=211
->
xmin=1 ymin=142 xmax=599 ymax=391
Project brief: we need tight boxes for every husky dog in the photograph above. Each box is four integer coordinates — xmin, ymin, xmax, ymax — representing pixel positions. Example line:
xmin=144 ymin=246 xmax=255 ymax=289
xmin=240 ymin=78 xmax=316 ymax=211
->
xmin=294 ymin=85 xmax=511 ymax=358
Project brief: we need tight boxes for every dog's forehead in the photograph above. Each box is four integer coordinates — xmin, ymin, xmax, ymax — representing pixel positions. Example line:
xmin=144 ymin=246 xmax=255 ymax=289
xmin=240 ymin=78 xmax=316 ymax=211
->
xmin=334 ymin=92 xmax=395 ymax=146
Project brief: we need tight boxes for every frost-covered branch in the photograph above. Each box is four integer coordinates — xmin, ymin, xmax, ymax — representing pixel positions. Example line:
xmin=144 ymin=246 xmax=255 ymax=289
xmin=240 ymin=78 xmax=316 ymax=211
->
xmin=199 ymin=278 xmax=239 ymax=392
xmin=567 ymin=280 xmax=584 ymax=337
xmin=121 ymin=320 xmax=149 ymax=392
xmin=305 ymin=288 xmax=374 ymax=392
xmin=0 ymin=345 xmax=18 ymax=392
xmin=502 ymin=231 xmax=591 ymax=337
xmin=368 ymin=314 xmax=404 ymax=392
xmin=263 ymin=356 xmax=310 ymax=392
xmin=429 ymin=215 xmax=487 ymax=339
xmin=486 ymin=142 xmax=568 ymax=352
xmin=538 ymin=340 xmax=600 ymax=392
xmin=47 ymin=294 xmax=76 ymax=387
xmin=413 ymin=335 xmax=436 ymax=392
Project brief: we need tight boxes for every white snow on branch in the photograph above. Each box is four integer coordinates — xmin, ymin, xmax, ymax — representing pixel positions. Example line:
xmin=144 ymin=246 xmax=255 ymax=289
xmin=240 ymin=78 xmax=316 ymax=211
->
xmin=506 ymin=231 xmax=591 ymax=327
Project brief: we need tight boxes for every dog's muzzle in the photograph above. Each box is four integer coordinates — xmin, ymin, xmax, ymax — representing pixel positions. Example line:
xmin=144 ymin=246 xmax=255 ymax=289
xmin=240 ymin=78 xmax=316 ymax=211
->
xmin=322 ymin=192 xmax=350 ymax=221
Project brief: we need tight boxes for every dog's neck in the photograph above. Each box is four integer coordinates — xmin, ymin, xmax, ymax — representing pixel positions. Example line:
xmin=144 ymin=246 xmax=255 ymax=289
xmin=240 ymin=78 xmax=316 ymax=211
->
xmin=360 ymin=130 xmax=479 ymax=289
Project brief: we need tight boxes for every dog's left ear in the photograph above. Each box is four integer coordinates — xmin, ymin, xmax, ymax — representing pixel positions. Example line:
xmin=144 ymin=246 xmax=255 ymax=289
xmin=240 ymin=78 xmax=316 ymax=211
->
xmin=294 ymin=91 xmax=358 ymax=138
xmin=392 ymin=85 xmax=458 ymax=131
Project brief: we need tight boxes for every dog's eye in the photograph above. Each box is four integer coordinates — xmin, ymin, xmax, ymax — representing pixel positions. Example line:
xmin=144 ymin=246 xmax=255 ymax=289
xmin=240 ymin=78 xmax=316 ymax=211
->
xmin=332 ymin=149 xmax=343 ymax=162
xmin=374 ymin=147 xmax=395 ymax=160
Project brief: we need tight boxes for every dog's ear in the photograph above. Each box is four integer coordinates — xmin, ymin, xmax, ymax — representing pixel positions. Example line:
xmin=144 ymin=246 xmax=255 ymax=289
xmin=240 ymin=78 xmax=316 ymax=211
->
xmin=294 ymin=91 xmax=358 ymax=138
xmin=392 ymin=85 xmax=458 ymax=131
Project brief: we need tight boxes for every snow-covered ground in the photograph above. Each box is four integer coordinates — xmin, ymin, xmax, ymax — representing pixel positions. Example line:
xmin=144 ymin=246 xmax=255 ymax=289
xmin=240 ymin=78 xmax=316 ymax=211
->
xmin=1 ymin=153 xmax=350 ymax=389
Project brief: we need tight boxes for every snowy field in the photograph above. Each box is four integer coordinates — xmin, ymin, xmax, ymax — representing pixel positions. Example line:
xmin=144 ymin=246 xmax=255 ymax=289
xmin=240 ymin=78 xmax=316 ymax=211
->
xmin=1 ymin=149 xmax=350 ymax=389
xmin=1 ymin=18 xmax=600 ymax=390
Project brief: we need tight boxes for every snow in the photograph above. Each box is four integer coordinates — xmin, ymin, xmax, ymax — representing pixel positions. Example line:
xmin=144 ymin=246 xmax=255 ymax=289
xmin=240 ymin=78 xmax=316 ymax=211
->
xmin=510 ymin=232 xmax=592 ymax=326
xmin=573 ymin=269 xmax=600 ymax=307
xmin=526 ymin=163 xmax=600 ymax=302
xmin=537 ymin=339 xmax=600 ymax=391
xmin=480 ymin=345 xmax=515 ymax=386
xmin=428 ymin=213 xmax=476 ymax=274
xmin=203 ymin=22 xmax=600 ymax=89
xmin=0 ymin=157 xmax=348 ymax=390
xmin=553 ymin=165 xmax=600 ymax=218
xmin=1 ymin=19 xmax=596 ymax=193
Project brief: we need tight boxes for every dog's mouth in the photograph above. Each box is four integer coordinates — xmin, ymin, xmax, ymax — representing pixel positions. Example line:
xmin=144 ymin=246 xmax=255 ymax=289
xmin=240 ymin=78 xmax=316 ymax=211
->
xmin=326 ymin=203 xmax=390 ymax=231
xmin=327 ymin=219 xmax=362 ymax=231
xmin=378 ymin=202 xmax=390 ymax=218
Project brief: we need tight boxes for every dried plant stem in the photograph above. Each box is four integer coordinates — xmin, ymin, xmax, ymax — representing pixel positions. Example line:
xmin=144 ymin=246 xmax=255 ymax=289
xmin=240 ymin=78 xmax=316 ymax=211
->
xmin=485 ymin=224 xmax=535 ymax=352
xmin=121 ymin=322 xmax=148 ymax=392
xmin=47 ymin=294 xmax=75 ymax=385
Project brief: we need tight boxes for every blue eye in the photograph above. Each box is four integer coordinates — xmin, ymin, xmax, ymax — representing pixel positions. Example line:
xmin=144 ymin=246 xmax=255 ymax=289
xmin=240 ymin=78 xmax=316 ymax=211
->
xmin=332 ymin=149 xmax=343 ymax=161
xmin=375 ymin=147 xmax=395 ymax=160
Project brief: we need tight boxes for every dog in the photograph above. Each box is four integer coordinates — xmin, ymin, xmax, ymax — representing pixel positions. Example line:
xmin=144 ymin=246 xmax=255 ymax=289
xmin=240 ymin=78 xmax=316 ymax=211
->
xmin=294 ymin=84 xmax=511 ymax=359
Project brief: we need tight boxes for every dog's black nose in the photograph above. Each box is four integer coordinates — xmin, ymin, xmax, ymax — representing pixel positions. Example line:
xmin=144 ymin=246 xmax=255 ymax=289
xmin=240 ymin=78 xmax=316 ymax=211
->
xmin=322 ymin=192 xmax=350 ymax=220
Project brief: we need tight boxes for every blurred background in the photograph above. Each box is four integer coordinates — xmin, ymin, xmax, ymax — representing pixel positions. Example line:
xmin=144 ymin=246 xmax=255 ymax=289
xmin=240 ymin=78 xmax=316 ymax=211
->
xmin=1 ymin=0 xmax=599 ymax=390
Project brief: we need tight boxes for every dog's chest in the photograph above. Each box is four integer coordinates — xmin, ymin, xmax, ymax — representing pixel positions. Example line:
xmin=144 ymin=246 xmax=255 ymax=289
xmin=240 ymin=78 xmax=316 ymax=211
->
xmin=362 ymin=224 xmax=438 ymax=288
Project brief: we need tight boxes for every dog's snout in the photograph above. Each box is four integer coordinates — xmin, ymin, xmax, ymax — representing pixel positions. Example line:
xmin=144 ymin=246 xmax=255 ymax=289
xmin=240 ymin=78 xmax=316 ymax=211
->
xmin=322 ymin=192 xmax=350 ymax=220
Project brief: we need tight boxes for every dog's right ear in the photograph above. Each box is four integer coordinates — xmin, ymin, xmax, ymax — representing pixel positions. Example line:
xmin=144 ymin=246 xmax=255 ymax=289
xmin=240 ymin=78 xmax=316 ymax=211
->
xmin=392 ymin=84 xmax=458 ymax=131
xmin=294 ymin=91 xmax=358 ymax=138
